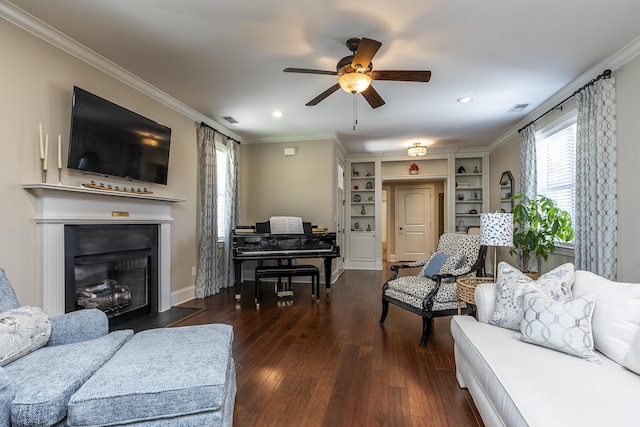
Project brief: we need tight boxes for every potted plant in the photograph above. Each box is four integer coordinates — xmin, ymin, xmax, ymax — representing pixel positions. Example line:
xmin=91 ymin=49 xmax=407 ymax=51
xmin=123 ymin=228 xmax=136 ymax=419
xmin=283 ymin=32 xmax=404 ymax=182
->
xmin=509 ymin=192 xmax=574 ymax=273
xmin=409 ymin=163 xmax=419 ymax=175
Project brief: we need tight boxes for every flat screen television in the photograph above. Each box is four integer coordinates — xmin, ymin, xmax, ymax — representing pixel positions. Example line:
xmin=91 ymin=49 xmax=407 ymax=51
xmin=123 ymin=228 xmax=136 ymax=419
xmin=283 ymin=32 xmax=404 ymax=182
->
xmin=67 ymin=86 xmax=171 ymax=185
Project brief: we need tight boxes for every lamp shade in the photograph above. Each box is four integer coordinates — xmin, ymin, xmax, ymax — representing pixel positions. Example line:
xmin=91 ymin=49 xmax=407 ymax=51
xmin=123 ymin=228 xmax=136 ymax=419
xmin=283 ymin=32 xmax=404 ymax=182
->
xmin=408 ymin=142 xmax=427 ymax=156
xmin=480 ymin=213 xmax=514 ymax=247
xmin=338 ymin=72 xmax=372 ymax=93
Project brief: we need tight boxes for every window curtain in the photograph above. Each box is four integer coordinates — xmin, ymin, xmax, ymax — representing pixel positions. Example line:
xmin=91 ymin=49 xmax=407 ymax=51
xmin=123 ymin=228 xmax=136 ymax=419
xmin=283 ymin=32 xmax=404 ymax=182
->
xmin=518 ymin=123 xmax=538 ymax=272
xmin=574 ymin=78 xmax=617 ymax=279
xmin=195 ymin=125 xmax=218 ymax=297
xmin=519 ymin=123 xmax=537 ymax=199
xmin=221 ymin=134 xmax=240 ymax=290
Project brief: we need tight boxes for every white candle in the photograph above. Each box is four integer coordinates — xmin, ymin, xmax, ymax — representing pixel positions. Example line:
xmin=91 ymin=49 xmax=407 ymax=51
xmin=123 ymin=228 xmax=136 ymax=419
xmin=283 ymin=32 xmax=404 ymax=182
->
xmin=39 ymin=123 xmax=44 ymax=159
xmin=57 ymin=135 xmax=62 ymax=170
xmin=43 ymin=135 xmax=48 ymax=171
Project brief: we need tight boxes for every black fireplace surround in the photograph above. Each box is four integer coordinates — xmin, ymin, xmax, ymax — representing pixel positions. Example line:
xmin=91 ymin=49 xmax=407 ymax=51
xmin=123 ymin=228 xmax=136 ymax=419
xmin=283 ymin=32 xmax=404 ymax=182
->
xmin=64 ymin=224 xmax=159 ymax=328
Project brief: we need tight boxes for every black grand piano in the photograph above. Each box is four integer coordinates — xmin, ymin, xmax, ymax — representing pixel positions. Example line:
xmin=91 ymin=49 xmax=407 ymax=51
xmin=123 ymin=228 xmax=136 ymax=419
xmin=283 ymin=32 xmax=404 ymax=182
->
xmin=232 ymin=220 xmax=340 ymax=301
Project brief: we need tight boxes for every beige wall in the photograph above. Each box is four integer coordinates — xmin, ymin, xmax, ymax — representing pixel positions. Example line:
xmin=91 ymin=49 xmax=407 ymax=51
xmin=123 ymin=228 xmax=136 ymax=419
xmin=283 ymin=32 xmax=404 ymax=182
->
xmin=239 ymin=140 xmax=336 ymax=229
xmin=0 ymin=19 xmax=198 ymax=306
xmin=489 ymin=54 xmax=640 ymax=280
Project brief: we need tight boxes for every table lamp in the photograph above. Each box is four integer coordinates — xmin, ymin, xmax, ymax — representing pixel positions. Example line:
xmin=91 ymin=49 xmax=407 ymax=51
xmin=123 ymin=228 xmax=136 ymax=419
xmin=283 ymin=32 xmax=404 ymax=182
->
xmin=480 ymin=213 xmax=514 ymax=278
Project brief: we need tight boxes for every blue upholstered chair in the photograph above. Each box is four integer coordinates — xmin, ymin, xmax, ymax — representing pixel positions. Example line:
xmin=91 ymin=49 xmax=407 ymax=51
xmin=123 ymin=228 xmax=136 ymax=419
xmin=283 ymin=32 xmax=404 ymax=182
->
xmin=380 ymin=233 xmax=485 ymax=347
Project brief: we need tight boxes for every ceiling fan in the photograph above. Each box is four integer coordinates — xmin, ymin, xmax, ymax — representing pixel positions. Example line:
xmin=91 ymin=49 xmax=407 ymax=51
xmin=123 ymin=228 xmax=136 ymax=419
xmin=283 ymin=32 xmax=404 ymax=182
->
xmin=284 ymin=37 xmax=431 ymax=109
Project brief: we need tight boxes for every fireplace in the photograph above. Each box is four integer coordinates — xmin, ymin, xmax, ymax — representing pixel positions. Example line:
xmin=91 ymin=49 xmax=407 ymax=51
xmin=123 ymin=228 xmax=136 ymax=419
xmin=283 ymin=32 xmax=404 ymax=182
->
xmin=65 ymin=224 xmax=159 ymax=327
xmin=23 ymin=184 xmax=183 ymax=317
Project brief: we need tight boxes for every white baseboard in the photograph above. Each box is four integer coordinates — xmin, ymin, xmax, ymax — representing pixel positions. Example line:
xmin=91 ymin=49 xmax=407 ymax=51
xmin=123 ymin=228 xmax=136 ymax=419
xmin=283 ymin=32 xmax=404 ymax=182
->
xmin=170 ymin=285 xmax=195 ymax=309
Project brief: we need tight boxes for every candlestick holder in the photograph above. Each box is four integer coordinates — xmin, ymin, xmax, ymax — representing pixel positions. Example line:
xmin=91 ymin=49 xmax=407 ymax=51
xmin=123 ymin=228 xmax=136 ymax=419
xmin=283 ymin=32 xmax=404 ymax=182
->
xmin=41 ymin=159 xmax=47 ymax=183
xmin=58 ymin=167 xmax=62 ymax=185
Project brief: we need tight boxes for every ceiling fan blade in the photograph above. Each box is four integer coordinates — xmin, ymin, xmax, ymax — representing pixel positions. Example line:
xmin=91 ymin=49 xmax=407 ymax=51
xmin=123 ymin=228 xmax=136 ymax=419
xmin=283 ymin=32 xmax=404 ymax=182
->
xmin=306 ymin=83 xmax=341 ymax=106
xmin=284 ymin=68 xmax=338 ymax=76
xmin=361 ymin=85 xmax=385 ymax=109
xmin=371 ymin=70 xmax=432 ymax=82
xmin=351 ymin=38 xmax=382 ymax=71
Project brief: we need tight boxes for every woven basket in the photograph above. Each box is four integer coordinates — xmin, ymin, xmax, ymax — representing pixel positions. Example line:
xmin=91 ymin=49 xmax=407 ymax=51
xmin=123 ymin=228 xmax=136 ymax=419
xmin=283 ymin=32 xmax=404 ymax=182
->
xmin=456 ymin=277 xmax=495 ymax=306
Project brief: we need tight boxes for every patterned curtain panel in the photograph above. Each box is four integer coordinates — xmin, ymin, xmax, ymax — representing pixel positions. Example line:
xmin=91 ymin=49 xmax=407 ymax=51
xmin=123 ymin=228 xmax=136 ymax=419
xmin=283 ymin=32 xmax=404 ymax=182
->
xmin=195 ymin=125 xmax=218 ymax=298
xmin=574 ymin=78 xmax=618 ymax=279
xmin=518 ymin=123 xmax=538 ymax=272
xmin=220 ymin=134 xmax=240 ymax=290
xmin=519 ymin=123 xmax=537 ymax=199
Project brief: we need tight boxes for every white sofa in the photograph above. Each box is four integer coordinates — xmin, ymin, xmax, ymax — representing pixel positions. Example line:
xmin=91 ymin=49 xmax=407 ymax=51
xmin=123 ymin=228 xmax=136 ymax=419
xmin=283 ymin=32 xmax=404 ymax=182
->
xmin=451 ymin=269 xmax=640 ymax=427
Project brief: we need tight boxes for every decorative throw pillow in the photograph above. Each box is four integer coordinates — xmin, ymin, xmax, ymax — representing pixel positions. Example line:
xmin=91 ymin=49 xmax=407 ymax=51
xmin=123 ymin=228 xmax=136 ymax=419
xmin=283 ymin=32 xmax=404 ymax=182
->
xmin=0 ymin=306 xmax=51 ymax=366
xmin=420 ymin=253 xmax=451 ymax=277
xmin=518 ymin=287 xmax=600 ymax=363
xmin=488 ymin=262 xmax=575 ymax=330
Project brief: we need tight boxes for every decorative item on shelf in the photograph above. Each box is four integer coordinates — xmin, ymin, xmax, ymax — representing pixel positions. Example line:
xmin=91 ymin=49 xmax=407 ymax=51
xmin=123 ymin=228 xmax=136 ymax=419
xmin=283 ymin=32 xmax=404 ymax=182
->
xmin=367 ymin=196 xmax=374 ymax=202
xmin=367 ymin=224 xmax=371 ymax=231
xmin=366 ymin=171 xmax=372 ymax=176
xmin=457 ymin=166 xmax=466 ymax=174
xmin=456 ymin=218 xmax=466 ymax=232
xmin=361 ymin=205 xmax=366 ymax=215
xmin=366 ymin=181 xmax=373 ymax=189
xmin=480 ymin=213 xmax=514 ymax=277
xmin=354 ymin=185 xmax=359 ymax=189
xmin=474 ymin=192 xmax=478 ymax=199
xmin=354 ymin=222 xmax=360 ymax=230
xmin=457 ymin=194 xmax=464 ymax=201
xmin=469 ymin=209 xmax=478 ymax=214
xmin=474 ymin=166 xmax=479 ymax=173
xmin=352 ymin=166 xmax=359 ymax=177
xmin=409 ymin=163 xmax=419 ymax=175
xmin=457 ymin=181 xmax=469 ymax=188
xmin=353 ymin=194 xmax=361 ymax=202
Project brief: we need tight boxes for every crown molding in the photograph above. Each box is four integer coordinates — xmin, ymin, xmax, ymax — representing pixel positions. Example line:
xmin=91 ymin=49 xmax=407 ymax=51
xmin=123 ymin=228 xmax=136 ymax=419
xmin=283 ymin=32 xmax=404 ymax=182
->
xmin=0 ymin=1 xmax=242 ymax=141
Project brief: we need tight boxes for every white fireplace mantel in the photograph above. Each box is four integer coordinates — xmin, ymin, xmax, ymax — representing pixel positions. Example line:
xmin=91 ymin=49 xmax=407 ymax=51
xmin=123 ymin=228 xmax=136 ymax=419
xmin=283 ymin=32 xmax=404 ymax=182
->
xmin=23 ymin=184 xmax=184 ymax=316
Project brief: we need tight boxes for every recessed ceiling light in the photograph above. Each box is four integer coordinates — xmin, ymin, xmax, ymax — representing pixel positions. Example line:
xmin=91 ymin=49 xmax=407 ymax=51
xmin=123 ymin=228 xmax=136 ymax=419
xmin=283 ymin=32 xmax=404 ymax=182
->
xmin=272 ymin=110 xmax=284 ymax=118
xmin=457 ymin=96 xmax=474 ymax=103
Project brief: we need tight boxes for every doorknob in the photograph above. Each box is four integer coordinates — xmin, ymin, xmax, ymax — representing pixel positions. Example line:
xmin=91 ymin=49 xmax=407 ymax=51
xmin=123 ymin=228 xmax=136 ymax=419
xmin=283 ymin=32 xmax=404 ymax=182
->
xmin=399 ymin=227 xmax=404 ymax=230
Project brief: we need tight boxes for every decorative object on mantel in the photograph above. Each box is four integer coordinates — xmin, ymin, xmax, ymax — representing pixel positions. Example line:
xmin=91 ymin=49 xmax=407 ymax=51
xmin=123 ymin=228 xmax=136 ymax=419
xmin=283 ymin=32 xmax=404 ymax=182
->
xmin=409 ymin=163 xmax=419 ymax=175
xmin=57 ymin=134 xmax=62 ymax=185
xmin=82 ymin=182 xmax=154 ymax=195
xmin=38 ymin=123 xmax=48 ymax=183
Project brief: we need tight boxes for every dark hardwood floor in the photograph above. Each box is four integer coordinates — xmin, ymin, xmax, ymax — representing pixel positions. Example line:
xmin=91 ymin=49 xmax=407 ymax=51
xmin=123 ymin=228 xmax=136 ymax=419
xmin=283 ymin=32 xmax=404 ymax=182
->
xmin=171 ymin=266 xmax=484 ymax=427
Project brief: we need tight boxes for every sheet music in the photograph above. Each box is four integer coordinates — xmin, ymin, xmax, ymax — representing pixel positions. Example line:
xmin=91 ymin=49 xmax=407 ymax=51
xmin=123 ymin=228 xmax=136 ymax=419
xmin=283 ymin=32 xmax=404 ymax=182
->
xmin=269 ymin=216 xmax=304 ymax=234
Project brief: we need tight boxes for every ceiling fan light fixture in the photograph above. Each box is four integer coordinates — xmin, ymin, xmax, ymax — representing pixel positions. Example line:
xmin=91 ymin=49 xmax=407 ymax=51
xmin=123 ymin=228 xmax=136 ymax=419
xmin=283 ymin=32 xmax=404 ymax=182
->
xmin=408 ymin=142 xmax=427 ymax=157
xmin=338 ymin=72 xmax=371 ymax=93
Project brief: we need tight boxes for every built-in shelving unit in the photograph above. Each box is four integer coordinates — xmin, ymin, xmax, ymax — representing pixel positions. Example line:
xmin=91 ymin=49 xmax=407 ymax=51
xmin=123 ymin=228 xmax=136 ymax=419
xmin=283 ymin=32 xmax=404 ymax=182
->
xmin=454 ymin=157 xmax=486 ymax=233
xmin=347 ymin=160 xmax=378 ymax=267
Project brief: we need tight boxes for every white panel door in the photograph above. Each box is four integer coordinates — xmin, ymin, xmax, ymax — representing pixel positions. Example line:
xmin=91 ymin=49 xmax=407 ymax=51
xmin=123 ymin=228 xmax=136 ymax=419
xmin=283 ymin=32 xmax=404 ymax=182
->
xmin=397 ymin=186 xmax=433 ymax=261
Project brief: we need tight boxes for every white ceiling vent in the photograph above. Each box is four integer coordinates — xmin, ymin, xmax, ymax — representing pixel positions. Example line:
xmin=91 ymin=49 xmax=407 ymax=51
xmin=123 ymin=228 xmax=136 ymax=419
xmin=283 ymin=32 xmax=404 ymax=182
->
xmin=222 ymin=116 xmax=238 ymax=124
xmin=508 ymin=104 xmax=529 ymax=113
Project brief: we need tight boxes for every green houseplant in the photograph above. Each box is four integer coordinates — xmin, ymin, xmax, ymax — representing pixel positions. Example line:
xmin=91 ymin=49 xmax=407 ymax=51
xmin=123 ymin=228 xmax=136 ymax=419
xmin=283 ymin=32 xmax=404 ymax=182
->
xmin=509 ymin=192 xmax=574 ymax=273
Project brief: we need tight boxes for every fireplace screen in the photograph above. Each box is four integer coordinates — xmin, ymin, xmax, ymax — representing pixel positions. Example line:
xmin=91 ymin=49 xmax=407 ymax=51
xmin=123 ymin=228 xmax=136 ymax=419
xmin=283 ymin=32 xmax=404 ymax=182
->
xmin=73 ymin=255 xmax=150 ymax=319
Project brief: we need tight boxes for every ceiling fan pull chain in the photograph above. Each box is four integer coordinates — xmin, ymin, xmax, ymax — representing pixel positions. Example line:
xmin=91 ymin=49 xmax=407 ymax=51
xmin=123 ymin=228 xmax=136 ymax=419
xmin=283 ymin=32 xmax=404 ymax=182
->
xmin=353 ymin=93 xmax=358 ymax=131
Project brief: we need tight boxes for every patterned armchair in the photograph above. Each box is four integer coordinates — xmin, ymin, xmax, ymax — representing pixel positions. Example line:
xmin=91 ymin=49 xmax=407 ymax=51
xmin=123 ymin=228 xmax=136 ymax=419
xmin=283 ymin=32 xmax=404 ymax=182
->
xmin=380 ymin=233 xmax=485 ymax=347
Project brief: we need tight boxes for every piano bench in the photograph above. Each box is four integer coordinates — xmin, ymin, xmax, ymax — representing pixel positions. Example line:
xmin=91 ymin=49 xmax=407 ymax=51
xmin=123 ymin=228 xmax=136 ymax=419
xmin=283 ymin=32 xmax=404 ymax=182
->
xmin=254 ymin=265 xmax=320 ymax=308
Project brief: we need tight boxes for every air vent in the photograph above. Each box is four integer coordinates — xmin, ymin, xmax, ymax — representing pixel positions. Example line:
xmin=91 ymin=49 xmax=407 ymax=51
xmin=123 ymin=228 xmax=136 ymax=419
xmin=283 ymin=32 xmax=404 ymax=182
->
xmin=508 ymin=104 xmax=529 ymax=113
xmin=222 ymin=116 xmax=238 ymax=124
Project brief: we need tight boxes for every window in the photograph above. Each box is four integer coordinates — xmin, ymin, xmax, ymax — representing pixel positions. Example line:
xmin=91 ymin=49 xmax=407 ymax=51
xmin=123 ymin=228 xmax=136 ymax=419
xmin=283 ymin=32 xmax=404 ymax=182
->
xmin=216 ymin=144 xmax=228 ymax=240
xmin=536 ymin=117 xmax=576 ymax=243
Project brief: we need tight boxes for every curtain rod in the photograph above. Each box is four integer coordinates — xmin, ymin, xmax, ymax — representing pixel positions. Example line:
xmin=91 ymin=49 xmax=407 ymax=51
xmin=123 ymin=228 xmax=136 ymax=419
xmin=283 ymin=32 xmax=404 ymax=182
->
xmin=199 ymin=122 xmax=241 ymax=144
xmin=517 ymin=69 xmax=612 ymax=134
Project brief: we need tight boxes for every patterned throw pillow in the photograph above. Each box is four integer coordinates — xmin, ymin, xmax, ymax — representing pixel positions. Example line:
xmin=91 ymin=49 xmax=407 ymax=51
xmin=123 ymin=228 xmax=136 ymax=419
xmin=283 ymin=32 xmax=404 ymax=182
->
xmin=488 ymin=262 xmax=575 ymax=330
xmin=0 ymin=306 xmax=51 ymax=366
xmin=421 ymin=252 xmax=467 ymax=278
xmin=518 ymin=287 xmax=600 ymax=363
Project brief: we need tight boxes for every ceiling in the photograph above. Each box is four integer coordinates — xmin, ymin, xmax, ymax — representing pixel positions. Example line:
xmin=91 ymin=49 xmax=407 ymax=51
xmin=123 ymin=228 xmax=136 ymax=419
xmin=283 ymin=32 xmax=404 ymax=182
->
xmin=7 ymin=0 xmax=640 ymax=154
